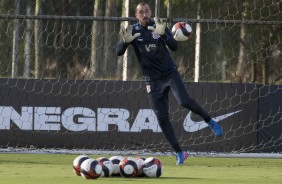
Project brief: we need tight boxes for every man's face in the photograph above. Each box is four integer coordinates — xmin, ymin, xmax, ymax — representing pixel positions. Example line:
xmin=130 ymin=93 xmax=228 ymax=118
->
xmin=135 ymin=4 xmax=151 ymax=27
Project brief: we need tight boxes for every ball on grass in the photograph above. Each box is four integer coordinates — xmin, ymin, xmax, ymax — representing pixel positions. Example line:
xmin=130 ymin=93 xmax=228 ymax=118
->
xmin=142 ymin=157 xmax=164 ymax=178
xmin=80 ymin=158 xmax=102 ymax=179
xmin=118 ymin=157 xmax=139 ymax=178
xmin=72 ymin=155 xmax=89 ymax=176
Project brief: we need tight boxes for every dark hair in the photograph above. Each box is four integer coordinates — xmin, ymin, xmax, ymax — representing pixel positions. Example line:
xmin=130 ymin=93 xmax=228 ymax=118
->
xmin=137 ymin=2 xmax=148 ymax=6
xmin=135 ymin=2 xmax=150 ymax=12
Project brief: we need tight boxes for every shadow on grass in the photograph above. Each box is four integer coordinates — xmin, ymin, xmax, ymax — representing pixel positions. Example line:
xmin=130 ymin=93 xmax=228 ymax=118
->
xmin=102 ymin=176 xmax=201 ymax=181
xmin=160 ymin=177 xmax=201 ymax=180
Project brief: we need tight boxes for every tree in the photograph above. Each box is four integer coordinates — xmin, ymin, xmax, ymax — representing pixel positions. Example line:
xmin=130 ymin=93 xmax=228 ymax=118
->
xmin=87 ymin=0 xmax=105 ymax=79
xmin=49 ymin=0 xmax=70 ymax=79
xmin=24 ymin=0 xmax=32 ymax=78
xmin=103 ymin=0 xmax=118 ymax=79
xmin=12 ymin=0 xmax=20 ymax=78
xmin=116 ymin=0 xmax=129 ymax=80
xmin=0 ymin=0 xmax=14 ymax=77
xmin=34 ymin=0 xmax=41 ymax=79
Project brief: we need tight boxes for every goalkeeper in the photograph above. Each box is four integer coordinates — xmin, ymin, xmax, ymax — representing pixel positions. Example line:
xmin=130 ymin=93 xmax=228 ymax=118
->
xmin=116 ymin=2 xmax=222 ymax=165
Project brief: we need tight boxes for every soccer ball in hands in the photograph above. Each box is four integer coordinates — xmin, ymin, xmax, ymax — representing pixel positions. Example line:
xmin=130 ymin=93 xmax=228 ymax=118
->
xmin=97 ymin=157 xmax=114 ymax=177
xmin=142 ymin=157 xmax=164 ymax=178
xmin=80 ymin=158 xmax=103 ymax=179
xmin=171 ymin=22 xmax=192 ymax=41
xmin=118 ymin=157 xmax=139 ymax=177
xmin=109 ymin=155 xmax=124 ymax=176
xmin=72 ymin=155 xmax=89 ymax=176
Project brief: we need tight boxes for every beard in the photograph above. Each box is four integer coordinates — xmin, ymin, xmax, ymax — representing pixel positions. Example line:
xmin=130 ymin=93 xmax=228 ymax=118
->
xmin=140 ymin=17 xmax=151 ymax=27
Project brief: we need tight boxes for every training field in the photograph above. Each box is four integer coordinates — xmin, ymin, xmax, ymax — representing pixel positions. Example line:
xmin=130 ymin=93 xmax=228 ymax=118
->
xmin=0 ymin=154 xmax=281 ymax=184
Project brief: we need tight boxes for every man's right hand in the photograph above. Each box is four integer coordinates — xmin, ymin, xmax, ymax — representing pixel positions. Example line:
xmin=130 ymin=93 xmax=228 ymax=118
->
xmin=120 ymin=25 xmax=141 ymax=43
xmin=148 ymin=17 xmax=166 ymax=36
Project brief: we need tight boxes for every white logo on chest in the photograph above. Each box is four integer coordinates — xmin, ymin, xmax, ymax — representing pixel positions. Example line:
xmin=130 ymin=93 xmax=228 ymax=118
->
xmin=152 ymin=32 xmax=160 ymax=39
xmin=145 ymin=44 xmax=156 ymax=52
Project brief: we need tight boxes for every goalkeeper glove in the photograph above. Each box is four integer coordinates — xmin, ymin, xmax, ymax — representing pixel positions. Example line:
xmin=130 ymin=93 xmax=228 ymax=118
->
xmin=148 ymin=17 xmax=166 ymax=36
xmin=120 ymin=25 xmax=141 ymax=43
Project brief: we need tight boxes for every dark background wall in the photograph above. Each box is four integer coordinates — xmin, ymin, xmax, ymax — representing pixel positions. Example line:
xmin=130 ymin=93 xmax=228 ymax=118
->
xmin=0 ymin=79 xmax=281 ymax=153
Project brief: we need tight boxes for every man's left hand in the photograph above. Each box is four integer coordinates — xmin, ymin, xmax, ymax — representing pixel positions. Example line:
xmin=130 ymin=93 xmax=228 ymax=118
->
xmin=148 ymin=17 xmax=166 ymax=36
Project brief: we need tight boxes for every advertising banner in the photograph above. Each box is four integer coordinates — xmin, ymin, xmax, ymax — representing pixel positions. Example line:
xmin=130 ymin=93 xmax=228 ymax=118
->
xmin=0 ymin=79 xmax=281 ymax=152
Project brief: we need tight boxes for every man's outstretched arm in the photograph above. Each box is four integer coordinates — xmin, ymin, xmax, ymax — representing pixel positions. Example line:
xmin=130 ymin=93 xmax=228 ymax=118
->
xmin=116 ymin=40 xmax=130 ymax=56
xmin=148 ymin=17 xmax=178 ymax=51
xmin=116 ymin=25 xmax=140 ymax=56
xmin=161 ymin=28 xmax=178 ymax=51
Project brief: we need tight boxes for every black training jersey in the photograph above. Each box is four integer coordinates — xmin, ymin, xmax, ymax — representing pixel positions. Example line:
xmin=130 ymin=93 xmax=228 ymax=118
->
xmin=116 ymin=21 xmax=178 ymax=82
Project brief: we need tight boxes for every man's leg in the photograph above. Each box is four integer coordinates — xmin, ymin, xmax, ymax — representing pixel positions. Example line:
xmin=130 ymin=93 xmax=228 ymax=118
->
xmin=147 ymin=82 xmax=187 ymax=164
xmin=169 ymin=72 xmax=222 ymax=137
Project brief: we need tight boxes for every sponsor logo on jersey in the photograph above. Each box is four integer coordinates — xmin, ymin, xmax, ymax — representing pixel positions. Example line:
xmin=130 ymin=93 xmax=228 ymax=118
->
xmin=152 ymin=32 xmax=160 ymax=39
xmin=146 ymin=85 xmax=151 ymax=93
xmin=134 ymin=25 xmax=141 ymax=30
xmin=145 ymin=44 xmax=157 ymax=52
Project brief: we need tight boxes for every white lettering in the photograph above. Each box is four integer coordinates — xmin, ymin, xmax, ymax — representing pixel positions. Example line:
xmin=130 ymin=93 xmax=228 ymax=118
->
xmin=130 ymin=109 xmax=161 ymax=132
xmin=145 ymin=44 xmax=156 ymax=52
xmin=97 ymin=108 xmax=130 ymax=132
xmin=34 ymin=107 xmax=61 ymax=131
xmin=0 ymin=106 xmax=33 ymax=130
xmin=62 ymin=107 xmax=96 ymax=131
xmin=0 ymin=106 xmax=163 ymax=132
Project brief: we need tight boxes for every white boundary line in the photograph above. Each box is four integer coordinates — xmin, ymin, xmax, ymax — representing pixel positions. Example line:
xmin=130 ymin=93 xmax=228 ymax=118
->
xmin=1 ymin=148 xmax=282 ymax=158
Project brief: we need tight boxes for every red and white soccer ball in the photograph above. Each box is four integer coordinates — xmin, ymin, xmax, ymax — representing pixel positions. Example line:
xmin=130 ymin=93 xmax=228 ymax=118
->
xmin=142 ymin=157 xmax=164 ymax=178
xmin=72 ymin=155 xmax=89 ymax=176
xmin=109 ymin=155 xmax=124 ymax=176
xmin=97 ymin=157 xmax=114 ymax=177
xmin=171 ymin=22 xmax=192 ymax=41
xmin=80 ymin=158 xmax=103 ymax=179
xmin=118 ymin=157 xmax=139 ymax=177
xmin=136 ymin=157 xmax=146 ymax=177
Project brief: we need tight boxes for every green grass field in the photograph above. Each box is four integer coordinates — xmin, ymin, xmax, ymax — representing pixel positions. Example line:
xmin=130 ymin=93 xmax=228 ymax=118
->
xmin=0 ymin=154 xmax=281 ymax=184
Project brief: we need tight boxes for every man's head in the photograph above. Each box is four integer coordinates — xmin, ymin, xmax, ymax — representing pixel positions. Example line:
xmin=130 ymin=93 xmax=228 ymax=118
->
xmin=135 ymin=2 xmax=152 ymax=27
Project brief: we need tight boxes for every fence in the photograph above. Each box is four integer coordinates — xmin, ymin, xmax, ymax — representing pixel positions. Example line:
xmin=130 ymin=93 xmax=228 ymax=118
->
xmin=0 ymin=0 xmax=281 ymax=83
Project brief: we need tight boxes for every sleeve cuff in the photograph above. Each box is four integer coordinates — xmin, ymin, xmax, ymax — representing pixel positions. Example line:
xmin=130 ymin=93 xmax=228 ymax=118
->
xmin=161 ymin=33 xmax=169 ymax=41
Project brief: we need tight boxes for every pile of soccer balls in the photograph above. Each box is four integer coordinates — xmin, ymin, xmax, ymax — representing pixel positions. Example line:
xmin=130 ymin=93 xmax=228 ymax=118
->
xmin=73 ymin=155 xmax=164 ymax=179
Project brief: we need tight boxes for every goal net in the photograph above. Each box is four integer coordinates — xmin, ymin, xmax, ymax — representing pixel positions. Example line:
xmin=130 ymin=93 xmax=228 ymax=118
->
xmin=0 ymin=0 xmax=281 ymax=155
